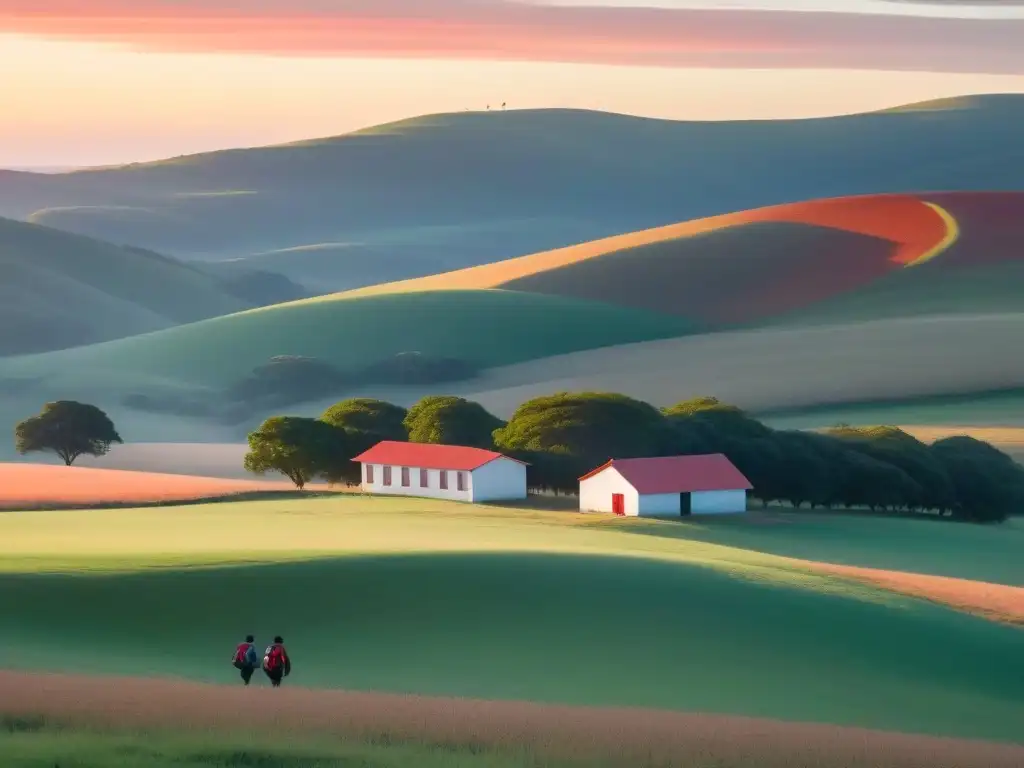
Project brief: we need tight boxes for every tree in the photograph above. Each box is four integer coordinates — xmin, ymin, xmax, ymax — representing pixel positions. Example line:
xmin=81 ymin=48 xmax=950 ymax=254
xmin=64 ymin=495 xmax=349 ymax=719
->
xmin=825 ymin=425 xmax=954 ymax=513
xmin=930 ymin=436 xmax=1024 ymax=523
xmin=319 ymin=398 xmax=408 ymax=441
xmin=243 ymin=416 xmax=346 ymax=489
xmin=403 ymin=395 xmax=505 ymax=449
xmin=14 ymin=401 xmax=122 ymax=466
xmin=493 ymin=392 xmax=682 ymax=491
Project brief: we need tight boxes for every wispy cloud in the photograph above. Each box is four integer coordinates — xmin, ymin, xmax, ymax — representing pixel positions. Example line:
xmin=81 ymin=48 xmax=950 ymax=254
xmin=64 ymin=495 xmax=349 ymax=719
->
xmin=2 ymin=0 xmax=1023 ymax=74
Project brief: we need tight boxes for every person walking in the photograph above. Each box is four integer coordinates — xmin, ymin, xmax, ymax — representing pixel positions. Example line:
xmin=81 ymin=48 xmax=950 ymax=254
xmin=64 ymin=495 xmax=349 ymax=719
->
xmin=231 ymin=634 xmax=260 ymax=686
xmin=262 ymin=636 xmax=291 ymax=688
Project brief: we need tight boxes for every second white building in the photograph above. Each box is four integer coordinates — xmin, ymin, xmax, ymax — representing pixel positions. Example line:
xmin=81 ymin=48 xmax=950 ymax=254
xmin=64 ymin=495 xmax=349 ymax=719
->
xmin=353 ymin=440 xmax=528 ymax=503
xmin=578 ymin=453 xmax=752 ymax=517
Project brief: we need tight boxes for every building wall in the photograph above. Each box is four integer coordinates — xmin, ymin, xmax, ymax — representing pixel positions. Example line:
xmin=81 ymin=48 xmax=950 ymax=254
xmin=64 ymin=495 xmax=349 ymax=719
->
xmin=470 ymin=458 xmax=527 ymax=502
xmin=360 ymin=462 xmax=472 ymax=502
xmin=691 ymin=489 xmax=747 ymax=514
xmin=579 ymin=467 xmax=640 ymax=515
xmin=637 ymin=493 xmax=682 ymax=517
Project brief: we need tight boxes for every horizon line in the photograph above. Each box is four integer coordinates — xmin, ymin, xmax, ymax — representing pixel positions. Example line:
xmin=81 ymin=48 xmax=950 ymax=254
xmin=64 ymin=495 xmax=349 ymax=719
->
xmin=5 ymin=93 xmax=1018 ymax=175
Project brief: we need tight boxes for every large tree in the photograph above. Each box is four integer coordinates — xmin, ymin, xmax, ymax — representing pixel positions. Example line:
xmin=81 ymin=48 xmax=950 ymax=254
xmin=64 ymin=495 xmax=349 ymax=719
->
xmin=15 ymin=401 xmax=122 ymax=466
xmin=243 ymin=416 xmax=347 ymax=489
xmin=319 ymin=398 xmax=408 ymax=441
xmin=493 ymin=391 xmax=681 ymax=491
xmin=930 ymin=436 xmax=1024 ymax=522
xmin=403 ymin=395 xmax=505 ymax=449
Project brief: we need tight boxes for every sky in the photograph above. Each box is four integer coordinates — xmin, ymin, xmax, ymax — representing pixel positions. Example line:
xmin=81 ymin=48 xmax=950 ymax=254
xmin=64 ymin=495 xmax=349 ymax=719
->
xmin=2 ymin=0 xmax=1024 ymax=167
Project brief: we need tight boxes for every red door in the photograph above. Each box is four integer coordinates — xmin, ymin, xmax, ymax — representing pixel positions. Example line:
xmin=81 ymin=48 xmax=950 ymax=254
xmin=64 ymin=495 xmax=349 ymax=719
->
xmin=612 ymin=493 xmax=625 ymax=516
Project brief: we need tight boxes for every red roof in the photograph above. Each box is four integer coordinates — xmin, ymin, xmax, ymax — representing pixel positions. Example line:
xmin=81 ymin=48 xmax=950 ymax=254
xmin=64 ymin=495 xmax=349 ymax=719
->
xmin=352 ymin=441 xmax=526 ymax=472
xmin=578 ymin=454 xmax=752 ymax=494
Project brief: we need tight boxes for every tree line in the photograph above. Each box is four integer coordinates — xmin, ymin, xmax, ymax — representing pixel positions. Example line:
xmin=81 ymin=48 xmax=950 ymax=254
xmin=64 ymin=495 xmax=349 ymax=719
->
xmin=14 ymin=394 xmax=1024 ymax=523
xmin=241 ymin=392 xmax=1024 ymax=524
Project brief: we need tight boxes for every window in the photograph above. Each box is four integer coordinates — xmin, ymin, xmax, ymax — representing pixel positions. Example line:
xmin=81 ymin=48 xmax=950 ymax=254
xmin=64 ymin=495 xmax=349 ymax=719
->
xmin=383 ymin=466 xmax=392 ymax=486
xmin=401 ymin=467 xmax=410 ymax=487
xmin=420 ymin=468 xmax=429 ymax=487
xmin=457 ymin=471 xmax=466 ymax=491
xmin=365 ymin=464 xmax=374 ymax=484
xmin=439 ymin=470 xmax=448 ymax=490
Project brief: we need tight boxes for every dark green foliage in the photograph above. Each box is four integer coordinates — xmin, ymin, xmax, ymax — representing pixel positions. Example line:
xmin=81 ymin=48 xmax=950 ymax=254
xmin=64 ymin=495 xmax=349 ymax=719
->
xmin=492 ymin=392 xmax=675 ymax=489
xmin=243 ymin=416 xmax=348 ymax=489
xmin=248 ymin=389 xmax=1023 ymax=524
xmin=930 ymin=436 xmax=1024 ymax=522
xmin=494 ymin=392 xmax=683 ymax=493
xmin=319 ymin=398 xmax=409 ymax=441
xmin=227 ymin=356 xmax=349 ymax=408
xmin=14 ymin=400 xmax=122 ymax=466
xmin=404 ymin=396 xmax=505 ymax=449
xmin=825 ymin=425 xmax=956 ymax=513
xmin=359 ymin=351 xmax=479 ymax=386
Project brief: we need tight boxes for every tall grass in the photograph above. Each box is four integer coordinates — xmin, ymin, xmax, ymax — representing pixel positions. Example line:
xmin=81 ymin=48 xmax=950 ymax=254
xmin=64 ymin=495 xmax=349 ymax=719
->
xmin=0 ymin=719 xmax=572 ymax=768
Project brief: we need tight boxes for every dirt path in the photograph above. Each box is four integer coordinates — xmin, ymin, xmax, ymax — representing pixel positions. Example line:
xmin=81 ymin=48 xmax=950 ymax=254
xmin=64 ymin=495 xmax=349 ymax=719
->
xmin=808 ymin=562 xmax=1024 ymax=625
xmin=2 ymin=671 xmax=1022 ymax=768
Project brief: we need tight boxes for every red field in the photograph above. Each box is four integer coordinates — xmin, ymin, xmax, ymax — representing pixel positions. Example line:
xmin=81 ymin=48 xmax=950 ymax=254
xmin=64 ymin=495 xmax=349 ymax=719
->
xmin=0 ymin=463 xmax=299 ymax=509
xmin=341 ymin=192 xmax=1024 ymax=325
xmin=3 ymin=670 xmax=1023 ymax=768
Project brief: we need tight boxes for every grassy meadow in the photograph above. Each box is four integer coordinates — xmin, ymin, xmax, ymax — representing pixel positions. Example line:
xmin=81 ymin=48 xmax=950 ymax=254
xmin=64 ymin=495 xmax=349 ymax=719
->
xmin=1 ymin=496 xmax=1022 ymax=744
xmin=0 ymin=723 xmax=558 ymax=768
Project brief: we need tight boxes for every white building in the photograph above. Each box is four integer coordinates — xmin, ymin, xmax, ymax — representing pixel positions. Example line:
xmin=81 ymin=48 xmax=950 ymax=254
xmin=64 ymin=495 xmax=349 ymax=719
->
xmin=353 ymin=440 xmax=528 ymax=503
xmin=578 ymin=454 xmax=752 ymax=517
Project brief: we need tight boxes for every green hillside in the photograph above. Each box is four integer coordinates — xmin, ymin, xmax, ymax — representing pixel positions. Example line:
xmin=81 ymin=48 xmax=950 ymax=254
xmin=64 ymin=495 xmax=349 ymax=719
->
xmin=1 ymin=95 xmax=1022 ymax=268
xmin=0 ymin=498 xmax=1022 ymax=743
xmin=0 ymin=289 xmax=695 ymax=393
xmin=0 ymin=217 xmax=252 ymax=355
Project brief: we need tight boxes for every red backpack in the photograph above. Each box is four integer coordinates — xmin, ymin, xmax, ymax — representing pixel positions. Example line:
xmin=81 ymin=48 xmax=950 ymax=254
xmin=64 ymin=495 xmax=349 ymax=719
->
xmin=232 ymin=643 xmax=251 ymax=668
xmin=263 ymin=644 xmax=285 ymax=672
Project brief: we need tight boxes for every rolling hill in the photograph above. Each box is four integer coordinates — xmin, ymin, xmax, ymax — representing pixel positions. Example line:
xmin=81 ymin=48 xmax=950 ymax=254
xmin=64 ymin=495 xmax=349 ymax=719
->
xmin=343 ymin=192 xmax=1024 ymax=326
xmin=2 ymin=189 xmax=1022 ymax=442
xmin=1 ymin=95 xmax=1023 ymax=286
xmin=0 ymin=216 xmax=307 ymax=355
xmin=0 ymin=289 xmax=695 ymax=397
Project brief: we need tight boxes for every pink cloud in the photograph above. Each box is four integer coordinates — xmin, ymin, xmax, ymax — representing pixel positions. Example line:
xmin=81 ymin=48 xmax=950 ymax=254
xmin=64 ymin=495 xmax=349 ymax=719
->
xmin=1 ymin=0 xmax=1022 ymax=74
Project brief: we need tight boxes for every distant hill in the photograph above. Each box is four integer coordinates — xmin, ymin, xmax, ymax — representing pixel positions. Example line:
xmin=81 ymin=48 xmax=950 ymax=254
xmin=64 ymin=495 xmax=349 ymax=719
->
xmin=1 ymin=95 xmax=1023 ymax=288
xmin=343 ymin=192 xmax=1024 ymax=326
xmin=0 ymin=217 xmax=305 ymax=355
xmin=0 ymin=289 xmax=694 ymax=407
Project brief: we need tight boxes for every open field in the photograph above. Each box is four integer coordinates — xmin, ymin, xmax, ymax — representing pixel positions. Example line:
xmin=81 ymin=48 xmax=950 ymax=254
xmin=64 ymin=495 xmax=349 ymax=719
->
xmin=1 ymin=497 xmax=1022 ymax=746
xmin=0 ymin=464 xmax=305 ymax=509
xmin=3 ymin=673 xmax=1024 ymax=768
xmin=2 ymin=97 xmax=1022 ymax=264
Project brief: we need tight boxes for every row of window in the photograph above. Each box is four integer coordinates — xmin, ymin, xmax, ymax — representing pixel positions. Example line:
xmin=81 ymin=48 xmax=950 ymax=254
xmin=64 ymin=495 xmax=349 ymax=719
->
xmin=365 ymin=464 xmax=466 ymax=491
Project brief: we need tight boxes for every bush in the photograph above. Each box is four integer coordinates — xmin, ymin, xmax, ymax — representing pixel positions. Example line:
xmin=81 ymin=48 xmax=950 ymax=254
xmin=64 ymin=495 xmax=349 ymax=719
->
xmin=358 ymin=351 xmax=479 ymax=386
xmin=226 ymin=356 xmax=349 ymax=407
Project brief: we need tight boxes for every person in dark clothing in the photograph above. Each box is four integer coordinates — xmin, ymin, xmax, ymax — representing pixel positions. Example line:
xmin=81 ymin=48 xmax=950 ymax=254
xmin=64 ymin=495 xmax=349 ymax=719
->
xmin=232 ymin=634 xmax=260 ymax=686
xmin=262 ymin=635 xmax=291 ymax=688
